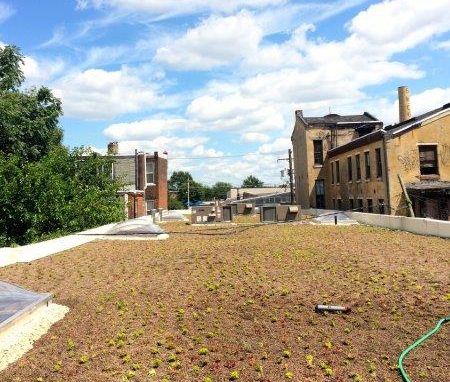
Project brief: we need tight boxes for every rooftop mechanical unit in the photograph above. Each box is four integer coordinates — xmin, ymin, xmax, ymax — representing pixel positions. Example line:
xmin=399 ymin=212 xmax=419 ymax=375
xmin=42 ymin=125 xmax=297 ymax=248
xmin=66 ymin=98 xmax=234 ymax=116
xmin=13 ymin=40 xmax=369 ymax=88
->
xmin=260 ymin=204 xmax=301 ymax=222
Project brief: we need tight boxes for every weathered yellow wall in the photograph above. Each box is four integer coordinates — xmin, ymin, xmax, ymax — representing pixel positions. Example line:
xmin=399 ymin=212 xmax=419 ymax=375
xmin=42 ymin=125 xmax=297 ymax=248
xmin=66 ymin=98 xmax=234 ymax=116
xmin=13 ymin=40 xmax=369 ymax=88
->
xmin=386 ymin=111 xmax=450 ymax=215
xmin=327 ymin=140 xmax=387 ymax=212
xmin=291 ymin=118 xmax=362 ymax=208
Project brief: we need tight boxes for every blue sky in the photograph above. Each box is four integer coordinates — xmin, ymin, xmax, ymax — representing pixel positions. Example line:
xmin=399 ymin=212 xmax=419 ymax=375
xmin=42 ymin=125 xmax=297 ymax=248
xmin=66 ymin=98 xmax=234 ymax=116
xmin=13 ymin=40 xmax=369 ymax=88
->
xmin=1 ymin=0 xmax=449 ymax=185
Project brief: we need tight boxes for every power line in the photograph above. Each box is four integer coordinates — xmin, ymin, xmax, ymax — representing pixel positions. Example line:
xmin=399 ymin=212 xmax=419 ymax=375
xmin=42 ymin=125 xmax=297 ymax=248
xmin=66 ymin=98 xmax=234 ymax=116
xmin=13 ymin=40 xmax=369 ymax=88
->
xmin=168 ymin=151 xmax=286 ymax=160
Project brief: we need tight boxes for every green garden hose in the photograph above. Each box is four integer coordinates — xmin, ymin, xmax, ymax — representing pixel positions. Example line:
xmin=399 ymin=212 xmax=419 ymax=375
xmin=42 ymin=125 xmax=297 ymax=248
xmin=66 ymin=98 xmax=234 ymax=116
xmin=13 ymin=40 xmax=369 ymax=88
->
xmin=398 ymin=316 xmax=450 ymax=382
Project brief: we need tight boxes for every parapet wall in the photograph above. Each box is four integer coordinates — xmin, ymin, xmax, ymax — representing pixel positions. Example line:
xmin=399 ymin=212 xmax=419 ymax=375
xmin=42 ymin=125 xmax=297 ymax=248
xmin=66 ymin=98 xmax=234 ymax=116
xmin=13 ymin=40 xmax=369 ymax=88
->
xmin=303 ymin=209 xmax=450 ymax=239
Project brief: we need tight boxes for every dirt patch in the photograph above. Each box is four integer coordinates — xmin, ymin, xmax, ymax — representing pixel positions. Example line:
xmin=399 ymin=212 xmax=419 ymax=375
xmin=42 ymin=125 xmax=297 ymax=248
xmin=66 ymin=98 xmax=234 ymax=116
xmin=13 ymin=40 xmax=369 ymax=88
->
xmin=0 ymin=223 xmax=448 ymax=382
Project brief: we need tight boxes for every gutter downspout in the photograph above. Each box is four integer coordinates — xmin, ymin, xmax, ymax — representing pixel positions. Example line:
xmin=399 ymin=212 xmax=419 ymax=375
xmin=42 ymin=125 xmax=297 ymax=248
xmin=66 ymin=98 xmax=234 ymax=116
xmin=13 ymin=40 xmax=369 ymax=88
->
xmin=381 ymin=132 xmax=391 ymax=214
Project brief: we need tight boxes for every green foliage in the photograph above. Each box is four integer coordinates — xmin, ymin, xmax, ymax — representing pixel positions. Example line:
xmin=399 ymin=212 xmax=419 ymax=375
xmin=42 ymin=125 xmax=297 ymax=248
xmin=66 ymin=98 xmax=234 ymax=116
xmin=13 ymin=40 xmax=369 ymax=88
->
xmin=168 ymin=197 xmax=184 ymax=210
xmin=0 ymin=47 xmax=62 ymax=162
xmin=0 ymin=44 xmax=124 ymax=246
xmin=0 ymin=45 xmax=25 ymax=91
xmin=0 ymin=147 xmax=124 ymax=246
xmin=210 ymin=181 xmax=232 ymax=200
xmin=169 ymin=171 xmax=232 ymax=206
xmin=242 ymin=175 xmax=264 ymax=188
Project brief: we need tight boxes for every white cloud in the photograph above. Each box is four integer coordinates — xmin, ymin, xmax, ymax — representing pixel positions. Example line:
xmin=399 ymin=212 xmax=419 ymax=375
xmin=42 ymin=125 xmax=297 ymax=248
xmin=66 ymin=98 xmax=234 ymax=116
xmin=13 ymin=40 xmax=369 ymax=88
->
xmin=0 ymin=2 xmax=14 ymax=23
xmin=187 ymin=93 xmax=284 ymax=132
xmin=258 ymin=137 xmax=291 ymax=154
xmin=77 ymin=0 xmax=285 ymax=17
xmin=347 ymin=0 xmax=450 ymax=57
xmin=434 ymin=40 xmax=450 ymax=50
xmin=104 ymin=118 xmax=186 ymax=140
xmin=22 ymin=56 xmax=65 ymax=85
xmin=191 ymin=145 xmax=224 ymax=157
xmin=52 ymin=66 xmax=161 ymax=119
xmin=155 ymin=12 xmax=262 ymax=70
xmin=241 ymin=132 xmax=270 ymax=143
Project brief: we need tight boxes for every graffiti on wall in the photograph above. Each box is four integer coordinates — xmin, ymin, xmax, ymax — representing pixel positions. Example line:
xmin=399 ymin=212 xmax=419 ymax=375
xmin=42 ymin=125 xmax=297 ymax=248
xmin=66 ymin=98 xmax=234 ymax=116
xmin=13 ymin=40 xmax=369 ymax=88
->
xmin=397 ymin=149 xmax=419 ymax=172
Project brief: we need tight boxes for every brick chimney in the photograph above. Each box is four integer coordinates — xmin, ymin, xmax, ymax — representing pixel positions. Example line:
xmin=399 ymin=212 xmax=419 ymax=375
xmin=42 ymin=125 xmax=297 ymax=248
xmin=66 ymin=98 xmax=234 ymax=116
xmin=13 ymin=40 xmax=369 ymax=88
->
xmin=398 ymin=86 xmax=412 ymax=123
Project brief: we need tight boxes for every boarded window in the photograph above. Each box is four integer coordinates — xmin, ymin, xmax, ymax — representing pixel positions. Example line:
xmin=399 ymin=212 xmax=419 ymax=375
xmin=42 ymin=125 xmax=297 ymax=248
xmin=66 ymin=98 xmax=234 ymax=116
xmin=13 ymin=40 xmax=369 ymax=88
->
xmin=367 ymin=198 xmax=373 ymax=213
xmin=337 ymin=199 xmax=342 ymax=210
xmin=313 ymin=140 xmax=324 ymax=165
xmin=419 ymin=145 xmax=438 ymax=175
xmin=349 ymin=198 xmax=354 ymax=210
xmin=356 ymin=154 xmax=361 ymax=180
xmin=331 ymin=162 xmax=335 ymax=184
xmin=347 ymin=157 xmax=352 ymax=182
xmin=336 ymin=160 xmax=340 ymax=183
xmin=375 ymin=148 xmax=382 ymax=178
xmin=357 ymin=198 xmax=363 ymax=211
xmin=364 ymin=151 xmax=371 ymax=179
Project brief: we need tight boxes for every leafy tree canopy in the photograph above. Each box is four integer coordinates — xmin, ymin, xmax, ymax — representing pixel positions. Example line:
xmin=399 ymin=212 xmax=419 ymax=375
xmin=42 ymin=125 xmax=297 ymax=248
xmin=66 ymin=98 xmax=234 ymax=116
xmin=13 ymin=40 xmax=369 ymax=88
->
xmin=0 ymin=45 xmax=124 ymax=246
xmin=242 ymin=175 xmax=264 ymax=188
xmin=0 ymin=46 xmax=63 ymax=162
xmin=169 ymin=171 xmax=193 ymax=191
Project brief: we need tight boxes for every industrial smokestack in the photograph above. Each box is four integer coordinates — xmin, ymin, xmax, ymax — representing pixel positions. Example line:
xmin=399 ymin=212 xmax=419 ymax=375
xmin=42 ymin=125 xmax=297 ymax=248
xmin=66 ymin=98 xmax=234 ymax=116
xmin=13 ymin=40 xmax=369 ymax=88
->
xmin=107 ymin=141 xmax=119 ymax=155
xmin=398 ymin=86 xmax=411 ymax=123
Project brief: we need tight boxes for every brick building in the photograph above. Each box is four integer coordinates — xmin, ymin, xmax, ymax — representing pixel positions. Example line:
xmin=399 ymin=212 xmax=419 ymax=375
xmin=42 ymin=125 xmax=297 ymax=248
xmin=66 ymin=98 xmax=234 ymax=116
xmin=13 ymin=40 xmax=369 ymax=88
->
xmin=291 ymin=87 xmax=450 ymax=220
xmin=108 ymin=142 xmax=168 ymax=218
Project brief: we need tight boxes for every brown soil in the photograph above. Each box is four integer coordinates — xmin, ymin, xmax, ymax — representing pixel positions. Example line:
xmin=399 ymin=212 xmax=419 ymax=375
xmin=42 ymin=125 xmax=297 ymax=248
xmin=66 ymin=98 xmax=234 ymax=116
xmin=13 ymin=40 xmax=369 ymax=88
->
xmin=0 ymin=222 xmax=448 ymax=382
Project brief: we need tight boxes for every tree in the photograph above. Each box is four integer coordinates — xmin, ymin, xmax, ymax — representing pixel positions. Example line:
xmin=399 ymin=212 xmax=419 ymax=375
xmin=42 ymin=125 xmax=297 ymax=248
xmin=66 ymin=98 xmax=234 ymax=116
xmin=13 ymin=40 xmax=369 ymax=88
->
xmin=0 ymin=46 xmax=63 ymax=162
xmin=242 ymin=175 xmax=264 ymax=188
xmin=169 ymin=171 xmax=193 ymax=191
xmin=0 ymin=148 xmax=124 ymax=246
xmin=0 ymin=44 xmax=124 ymax=246
xmin=210 ymin=182 xmax=232 ymax=200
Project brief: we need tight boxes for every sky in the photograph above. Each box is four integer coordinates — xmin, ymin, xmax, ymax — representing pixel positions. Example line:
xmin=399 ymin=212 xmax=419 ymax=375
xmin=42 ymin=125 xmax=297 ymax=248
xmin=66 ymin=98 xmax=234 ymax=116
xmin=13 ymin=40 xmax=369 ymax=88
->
xmin=0 ymin=0 xmax=449 ymax=186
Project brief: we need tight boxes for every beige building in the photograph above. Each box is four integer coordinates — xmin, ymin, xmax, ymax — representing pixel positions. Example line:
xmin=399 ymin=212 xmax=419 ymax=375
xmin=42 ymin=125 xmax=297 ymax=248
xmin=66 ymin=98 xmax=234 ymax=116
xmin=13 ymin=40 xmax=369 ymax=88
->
xmin=291 ymin=111 xmax=382 ymax=209
xmin=292 ymin=87 xmax=450 ymax=220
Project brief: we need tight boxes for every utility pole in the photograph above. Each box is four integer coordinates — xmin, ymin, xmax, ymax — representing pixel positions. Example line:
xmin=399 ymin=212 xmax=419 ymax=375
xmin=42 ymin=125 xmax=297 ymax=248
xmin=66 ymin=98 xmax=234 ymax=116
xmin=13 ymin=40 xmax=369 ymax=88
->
xmin=187 ymin=179 xmax=190 ymax=208
xmin=277 ymin=149 xmax=295 ymax=204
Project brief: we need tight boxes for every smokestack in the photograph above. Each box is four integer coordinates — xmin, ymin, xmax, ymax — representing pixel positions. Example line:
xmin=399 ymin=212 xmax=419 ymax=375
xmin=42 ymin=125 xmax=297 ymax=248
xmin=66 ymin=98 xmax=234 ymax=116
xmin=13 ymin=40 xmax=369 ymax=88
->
xmin=107 ymin=141 xmax=119 ymax=155
xmin=398 ymin=86 xmax=411 ymax=123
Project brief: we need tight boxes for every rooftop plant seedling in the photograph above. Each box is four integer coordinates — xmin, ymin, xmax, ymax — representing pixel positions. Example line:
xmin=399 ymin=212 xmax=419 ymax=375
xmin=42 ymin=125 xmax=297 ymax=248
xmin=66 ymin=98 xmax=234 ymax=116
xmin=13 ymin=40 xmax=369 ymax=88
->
xmin=229 ymin=370 xmax=239 ymax=380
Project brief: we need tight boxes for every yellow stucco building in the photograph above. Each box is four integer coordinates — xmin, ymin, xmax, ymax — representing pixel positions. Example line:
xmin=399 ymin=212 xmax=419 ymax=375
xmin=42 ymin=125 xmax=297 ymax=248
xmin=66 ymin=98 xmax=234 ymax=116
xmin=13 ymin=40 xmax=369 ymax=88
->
xmin=291 ymin=87 xmax=450 ymax=220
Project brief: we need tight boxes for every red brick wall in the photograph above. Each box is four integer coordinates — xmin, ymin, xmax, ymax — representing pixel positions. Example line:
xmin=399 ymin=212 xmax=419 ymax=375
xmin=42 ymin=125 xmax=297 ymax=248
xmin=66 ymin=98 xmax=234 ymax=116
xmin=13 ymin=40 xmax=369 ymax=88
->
xmin=127 ymin=193 xmax=145 ymax=218
xmin=156 ymin=155 xmax=168 ymax=209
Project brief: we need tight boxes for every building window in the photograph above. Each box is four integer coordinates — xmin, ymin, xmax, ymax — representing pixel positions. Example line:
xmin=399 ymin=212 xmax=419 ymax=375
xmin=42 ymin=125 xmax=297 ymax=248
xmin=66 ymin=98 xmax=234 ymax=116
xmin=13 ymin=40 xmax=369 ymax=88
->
xmin=378 ymin=199 xmax=385 ymax=214
xmin=332 ymin=198 xmax=336 ymax=209
xmin=336 ymin=160 xmax=340 ymax=184
xmin=356 ymin=154 xmax=361 ymax=180
xmin=146 ymin=200 xmax=155 ymax=214
xmin=349 ymin=198 xmax=354 ymax=211
xmin=146 ymin=159 xmax=155 ymax=184
xmin=419 ymin=145 xmax=438 ymax=175
xmin=313 ymin=140 xmax=324 ymax=165
xmin=364 ymin=151 xmax=371 ymax=179
xmin=337 ymin=199 xmax=342 ymax=210
xmin=367 ymin=198 xmax=373 ymax=213
xmin=331 ymin=162 xmax=335 ymax=184
xmin=357 ymin=198 xmax=363 ymax=212
xmin=315 ymin=179 xmax=325 ymax=209
xmin=375 ymin=148 xmax=382 ymax=178
xmin=347 ymin=157 xmax=353 ymax=182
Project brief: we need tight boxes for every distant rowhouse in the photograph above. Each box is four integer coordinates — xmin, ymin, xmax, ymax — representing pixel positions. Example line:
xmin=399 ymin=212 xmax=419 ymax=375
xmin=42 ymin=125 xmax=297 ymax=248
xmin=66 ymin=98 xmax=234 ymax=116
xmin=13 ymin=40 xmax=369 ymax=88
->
xmin=292 ymin=86 xmax=450 ymax=220
xmin=107 ymin=142 xmax=168 ymax=218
